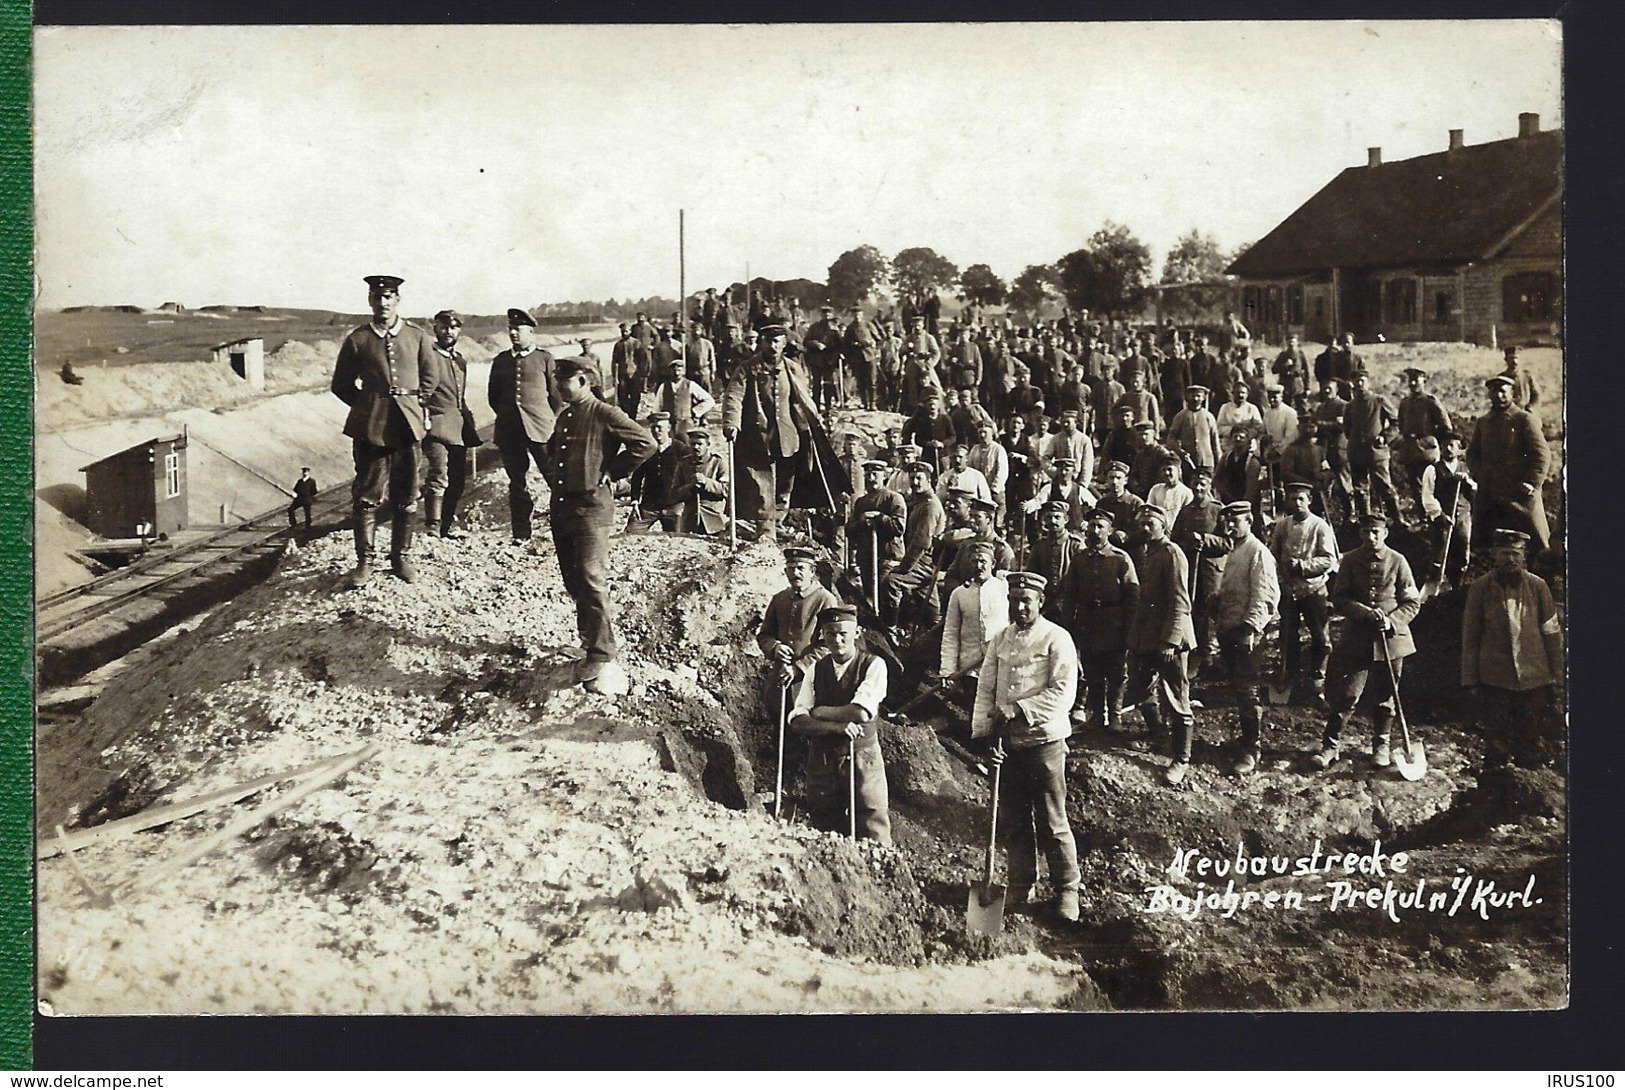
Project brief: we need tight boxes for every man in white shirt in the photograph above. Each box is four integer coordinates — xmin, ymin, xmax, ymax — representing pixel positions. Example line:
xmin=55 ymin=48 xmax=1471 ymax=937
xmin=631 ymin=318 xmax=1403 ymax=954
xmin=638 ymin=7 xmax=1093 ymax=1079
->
xmin=972 ymin=571 xmax=1082 ymax=923
xmin=1215 ymin=501 xmax=1281 ymax=774
xmin=1216 ymin=383 xmax=1264 ymax=448
xmin=1042 ymin=410 xmax=1094 ymax=483
xmin=967 ymin=421 xmax=1010 ymax=515
xmin=1147 ymin=459 xmax=1194 ymax=525
xmin=1260 ymin=384 xmax=1299 ymax=453
xmin=940 ymin=541 xmax=1009 ymax=686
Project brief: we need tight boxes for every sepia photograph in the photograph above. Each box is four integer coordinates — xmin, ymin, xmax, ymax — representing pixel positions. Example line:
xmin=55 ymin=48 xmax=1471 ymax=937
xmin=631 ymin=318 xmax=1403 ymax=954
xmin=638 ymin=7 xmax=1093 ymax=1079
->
xmin=30 ymin=20 xmax=1565 ymax=1016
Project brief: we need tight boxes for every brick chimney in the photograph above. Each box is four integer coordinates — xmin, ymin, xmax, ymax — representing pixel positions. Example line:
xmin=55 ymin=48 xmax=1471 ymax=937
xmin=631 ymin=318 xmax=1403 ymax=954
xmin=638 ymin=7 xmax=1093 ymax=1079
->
xmin=1449 ymin=129 xmax=1465 ymax=151
xmin=1519 ymin=112 xmax=1541 ymax=137
xmin=1367 ymin=146 xmax=1382 ymax=168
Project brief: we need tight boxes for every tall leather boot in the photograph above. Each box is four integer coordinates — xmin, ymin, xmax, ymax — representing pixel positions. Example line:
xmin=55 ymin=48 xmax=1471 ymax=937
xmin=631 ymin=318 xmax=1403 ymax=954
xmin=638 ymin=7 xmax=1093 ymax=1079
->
xmin=424 ymin=493 xmax=442 ymax=534
xmin=347 ymin=507 xmax=377 ymax=589
xmin=390 ymin=509 xmax=416 ymax=582
xmin=510 ymin=490 xmax=534 ymax=542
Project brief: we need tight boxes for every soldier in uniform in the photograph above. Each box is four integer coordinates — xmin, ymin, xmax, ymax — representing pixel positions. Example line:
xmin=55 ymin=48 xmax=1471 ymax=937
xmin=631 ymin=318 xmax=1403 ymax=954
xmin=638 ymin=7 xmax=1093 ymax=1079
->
xmin=1125 ymin=502 xmax=1197 ymax=783
xmin=846 ymin=459 xmax=907 ymax=610
xmin=1467 ymin=375 xmax=1552 ymax=550
xmin=1173 ymin=468 xmax=1228 ymax=673
xmin=880 ymin=460 xmax=948 ymax=633
xmin=1310 ymin=513 xmax=1421 ymax=770
xmin=488 ymin=308 xmax=560 ymax=544
xmin=721 ymin=323 xmax=823 ymax=542
xmin=673 ymin=427 xmax=729 ymax=535
xmin=1214 ymin=500 xmax=1280 ymax=775
xmin=1092 ymin=461 xmax=1145 ymax=551
xmin=330 ymin=274 xmax=438 ymax=587
xmin=803 ymin=304 xmax=846 ymax=412
xmin=758 ymin=545 xmax=842 ymax=685
xmin=973 ymin=571 xmax=1083 ymax=923
xmin=900 ymin=314 xmax=944 ymax=408
xmin=1498 ymin=346 xmax=1541 ymax=415
xmin=612 ymin=322 xmax=645 ymax=416
xmin=1396 ymin=367 xmax=1454 ymax=499
xmin=843 ymin=306 xmax=882 ymax=410
xmin=628 ymin=412 xmax=689 ymax=533
xmin=1272 ymin=333 xmax=1310 ymax=407
xmin=421 ymin=309 xmax=476 ymax=539
xmin=543 ymin=355 xmax=658 ymax=696
xmin=1268 ymin=481 xmax=1339 ymax=702
xmin=1343 ymin=367 xmax=1403 ymax=524
xmin=1461 ymin=528 xmax=1564 ymax=770
xmin=683 ymin=323 xmax=717 ymax=392
xmin=1030 ymin=499 xmax=1079 ymax=622
xmin=1062 ymin=508 xmax=1139 ymax=732
xmin=789 ymin=605 xmax=892 ymax=845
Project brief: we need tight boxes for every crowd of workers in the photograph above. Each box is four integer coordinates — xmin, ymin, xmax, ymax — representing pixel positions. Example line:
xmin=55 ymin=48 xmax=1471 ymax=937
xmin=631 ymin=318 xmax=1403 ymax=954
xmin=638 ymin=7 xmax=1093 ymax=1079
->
xmin=329 ymin=275 xmax=1564 ymax=926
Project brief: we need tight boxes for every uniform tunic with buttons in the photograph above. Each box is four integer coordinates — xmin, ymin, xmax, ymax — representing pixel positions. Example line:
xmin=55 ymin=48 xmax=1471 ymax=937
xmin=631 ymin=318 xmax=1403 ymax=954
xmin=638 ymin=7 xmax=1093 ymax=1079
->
xmin=332 ymin=319 xmax=437 ymax=448
xmin=1060 ymin=543 xmax=1140 ymax=653
xmin=1127 ymin=537 xmax=1195 ymax=653
xmin=1329 ymin=543 xmax=1422 ymax=667
xmin=489 ymin=347 xmax=560 ymax=445
xmin=424 ymin=344 xmax=470 ymax=446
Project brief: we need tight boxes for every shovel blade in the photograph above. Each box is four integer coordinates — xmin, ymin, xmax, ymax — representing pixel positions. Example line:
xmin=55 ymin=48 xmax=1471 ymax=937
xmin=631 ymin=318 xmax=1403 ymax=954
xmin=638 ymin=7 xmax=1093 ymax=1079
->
xmin=1394 ymin=742 xmax=1428 ymax=781
xmin=1266 ymin=681 xmax=1292 ymax=706
xmin=966 ymin=881 xmax=1006 ymax=937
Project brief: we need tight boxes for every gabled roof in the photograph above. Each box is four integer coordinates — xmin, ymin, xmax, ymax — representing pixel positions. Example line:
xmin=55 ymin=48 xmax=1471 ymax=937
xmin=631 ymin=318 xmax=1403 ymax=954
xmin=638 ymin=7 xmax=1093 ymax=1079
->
xmin=80 ymin=434 xmax=187 ymax=473
xmin=1228 ymin=129 xmax=1561 ymax=278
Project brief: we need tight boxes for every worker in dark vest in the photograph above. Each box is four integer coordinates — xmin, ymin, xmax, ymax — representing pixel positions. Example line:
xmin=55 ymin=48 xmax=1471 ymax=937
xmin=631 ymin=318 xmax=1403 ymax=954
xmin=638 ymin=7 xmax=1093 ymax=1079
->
xmin=288 ymin=467 xmax=317 ymax=528
xmin=542 ymin=354 xmax=658 ymax=696
xmin=422 ymin=309 xmax=476 ymax=539
xmin=488 ymin=308 xmax=560 ymax=544
xmin=330 ymin=274 xmax=437 ymax=587
xmin=788 ymin=604 xmax=892 ymax=845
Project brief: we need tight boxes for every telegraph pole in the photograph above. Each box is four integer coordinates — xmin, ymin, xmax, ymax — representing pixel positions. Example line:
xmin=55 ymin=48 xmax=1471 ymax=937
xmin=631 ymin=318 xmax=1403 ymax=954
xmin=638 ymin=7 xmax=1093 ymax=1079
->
xmin=679 ymin=209 xmax=686 ymax=333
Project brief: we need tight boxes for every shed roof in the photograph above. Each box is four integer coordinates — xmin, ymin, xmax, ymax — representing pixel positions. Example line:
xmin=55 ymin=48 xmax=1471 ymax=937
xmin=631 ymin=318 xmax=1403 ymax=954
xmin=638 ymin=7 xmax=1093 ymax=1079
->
xmin=1227 ymin=129 xmax=1561 ymax=279
xmin=80 ymin=433 xmax=187 ymax=474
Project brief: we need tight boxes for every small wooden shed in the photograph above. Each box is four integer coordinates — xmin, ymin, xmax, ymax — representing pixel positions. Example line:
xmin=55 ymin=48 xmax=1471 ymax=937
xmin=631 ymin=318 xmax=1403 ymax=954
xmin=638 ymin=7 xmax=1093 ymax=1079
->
xmin=81 ymin=433 xmax=189 ymax=539
xmin=213 ymin=337 xmax=265 ymax=389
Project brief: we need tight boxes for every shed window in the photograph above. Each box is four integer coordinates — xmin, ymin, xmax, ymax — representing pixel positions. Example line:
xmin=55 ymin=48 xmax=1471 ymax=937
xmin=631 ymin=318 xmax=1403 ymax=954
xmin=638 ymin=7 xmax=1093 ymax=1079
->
xmin=164 ymin=451 xmax=180 ymax=498
xmin=1503 ymin=271 xmax=1557 ymax=322
xmin=1434 ymin=290 xmax=1453 ymax=323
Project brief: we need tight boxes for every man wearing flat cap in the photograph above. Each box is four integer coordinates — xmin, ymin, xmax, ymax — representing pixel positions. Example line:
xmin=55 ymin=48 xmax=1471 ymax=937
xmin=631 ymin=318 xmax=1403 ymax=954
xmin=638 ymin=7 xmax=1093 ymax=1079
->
xmin=1215 ymin=500 xmax=1280 ymax=774
xmin=1467 ymin=374 xmax=1552 ymax=550
xmin=488 ymin=308 xmax=561 ymax=543
xmin=628 ymin=412 xmax=690 ymax=533
xmin=1461 ymin=528 xmax=1563 ymax=770
xmin=1310 ymin=512 xmax=1420 ymax=771
xmin=759 ymin=546 xmax=843 ymax=686
xmin=1343 ymin=367 xmax=1403 ymax=525
xmin=1396 ymin=367 xmax=1453 ymax=500
xmin=331 ymin=274 xmax=440 ymax=587
xmin=789 ymin=604 xmax=893 ymax=844
xmin=422 ymin=309 xmax=478 ymax=539
xmin=941 ymin=540 xmax=1009 ymax=690
xmin=543 ymin=354 xmax=658 ymax=696
xmin=721 ymin=322 xmax=826 ymax=541
xmin=973 ymin=571 xmax=1083 ymax=923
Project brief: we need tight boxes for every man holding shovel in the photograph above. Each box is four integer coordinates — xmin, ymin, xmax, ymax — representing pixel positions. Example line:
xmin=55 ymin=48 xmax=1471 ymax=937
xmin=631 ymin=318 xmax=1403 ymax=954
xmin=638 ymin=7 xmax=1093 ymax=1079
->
xmin=1309 ymin=513 xmax=1423 ymax=771
xmin=788 ymin=605 xmax=893 ymax=845
xmin=972 ymin=572 xmax=1082 ymax=923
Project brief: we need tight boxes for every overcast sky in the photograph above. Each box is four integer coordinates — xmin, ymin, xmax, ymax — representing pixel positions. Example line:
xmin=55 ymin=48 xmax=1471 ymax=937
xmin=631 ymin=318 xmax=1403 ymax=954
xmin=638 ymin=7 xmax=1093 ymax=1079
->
xmin=34 ymin=21 xmax=1562 ymax=314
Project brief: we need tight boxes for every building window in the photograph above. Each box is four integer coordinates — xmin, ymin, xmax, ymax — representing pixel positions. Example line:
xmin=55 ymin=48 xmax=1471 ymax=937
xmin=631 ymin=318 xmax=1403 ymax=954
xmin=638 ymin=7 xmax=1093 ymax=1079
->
xmin=1384 ymin=278 xmax=1417 ymax=325
xmin=164 ymin=451 xmax=180 ymax=498
xmin=1434 ymin=290 xmax=1453 ymax=323
xmin=1503 ymin=271 xmax=1557 ymax=322
xmin=1288 ymin=284 xmax=1305 ymax=325
xmin=1314 ymin=296 xmax=1325 ymax=321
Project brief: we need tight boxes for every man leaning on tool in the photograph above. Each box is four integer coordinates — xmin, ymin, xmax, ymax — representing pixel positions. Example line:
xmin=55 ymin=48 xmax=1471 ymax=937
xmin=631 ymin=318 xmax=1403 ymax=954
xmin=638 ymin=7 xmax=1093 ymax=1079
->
xmin=330 ymin=274 xmax=438 ymax=588
xmin=789 ymin=605 xmax=893 ymax=845
xmin=973 ymin=571 xmax=1082 ymax=923
xmin=543 ymin=353 xmax=657 ymax=696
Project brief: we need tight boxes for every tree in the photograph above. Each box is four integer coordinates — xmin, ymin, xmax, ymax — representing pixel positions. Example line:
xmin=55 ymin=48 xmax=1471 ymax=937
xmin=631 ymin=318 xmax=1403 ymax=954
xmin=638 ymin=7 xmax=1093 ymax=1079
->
xmin=1055 ymin=221 xmax=1153 ymax=318
xmin=1160 ymin=229 xmax=1229 ymax=285
xmin=1008 ymin=264 xmax=1058 ymax=322
xmin=959 ymin=264 xmax=1007 ymax=308
xmin=891 ymin=247 xmax=960 ymax=308
xmin=826 ymin=245 xmax=890 ymax=310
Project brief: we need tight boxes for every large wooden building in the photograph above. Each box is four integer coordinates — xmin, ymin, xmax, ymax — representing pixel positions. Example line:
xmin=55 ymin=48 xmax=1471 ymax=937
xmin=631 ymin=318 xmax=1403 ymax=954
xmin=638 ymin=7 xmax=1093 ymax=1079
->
xmin=1227 ymin=113 xmax=1560 ymax=347
xmin=81 ymin=433 xmax=189 ymax=539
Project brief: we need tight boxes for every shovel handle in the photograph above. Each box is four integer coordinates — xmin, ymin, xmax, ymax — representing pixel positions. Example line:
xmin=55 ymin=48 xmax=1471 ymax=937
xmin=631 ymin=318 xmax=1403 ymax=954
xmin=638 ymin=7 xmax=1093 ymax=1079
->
xmin=848 ymin=736 xmax=858 ymax=840
xmin=984 ymin=742 xmax=1003 ymax=886
xmin=773 ymin=681 xmax=789 ymax=821
xmin=1379 ymin=630 xmax=1415 ymax=752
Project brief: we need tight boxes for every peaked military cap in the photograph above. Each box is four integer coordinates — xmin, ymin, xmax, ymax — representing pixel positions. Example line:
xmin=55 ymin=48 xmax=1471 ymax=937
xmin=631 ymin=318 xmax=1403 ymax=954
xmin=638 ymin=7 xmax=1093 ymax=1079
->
xmin=1105 ymin=460 xmax=1131 ymax=475
xmin=1084 ymin=506 xmax=1116 ymax=525
xmin=1283 ymin=481 xmax=1316 ymax=495
xmin=782 ymin=546 xmax=820 ymax=564
xmin=1221 ymin=501 xmax=1254 ymax=517
xmin=757 ymin=322 xmax=788 ymax=337
xmin=1051 ymin=456 xmax=1077 ymax=468
xmin=906 ymin=460 xmax=936 ymax=476
xmin=1133 ymin=420 xmax=1157 ymax=432
xmin=1401 ymin=367 xmax=1428 ymax=379
xmin=1042 ymin=499 xmax=1071 ymax=515
xmin=507 ymin=308 xmax=536 ymax=328
xmin=1357 ymin=511 xmax=1389 ymax=527
xmin=1006 ymin=571 xmax=1049 ymax=594
xmin=967 ymin=540 xmax=996 ymax=556
xmin=817 ymin=604 xmax=860 ymax=627
xmin=1138 ymin=502 xmax=1171 ymax=524
xmin=555 ymin=354 xmax=599 ymax=381
xmin=861 ymin=459 xmax=891 ymax=472
xmin=646 ymin=411 xmax=672 ymax=424
xmin=1186 ymin=384 xmax=1211 ymax=396
xmin=969 ymin=496 xmax=998 ymax=514
xmin=432 ymin=309 xmax=462 ymax=326
xmin=364 ymin=274 xmax=403 ymax=291
xmin=1489 ymin=528 xmax=1531 ymax=547
xmin=1485 ymin=375 xmax=1515 ymax=390
xmin=686 ymin=427 xmax=710 ymax=439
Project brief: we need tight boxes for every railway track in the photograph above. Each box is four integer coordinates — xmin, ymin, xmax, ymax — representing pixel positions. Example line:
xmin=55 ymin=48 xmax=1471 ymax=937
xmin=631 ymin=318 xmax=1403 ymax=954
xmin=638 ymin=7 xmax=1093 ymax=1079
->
xmin=36 ymin=483 xmax=355 ymax=645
